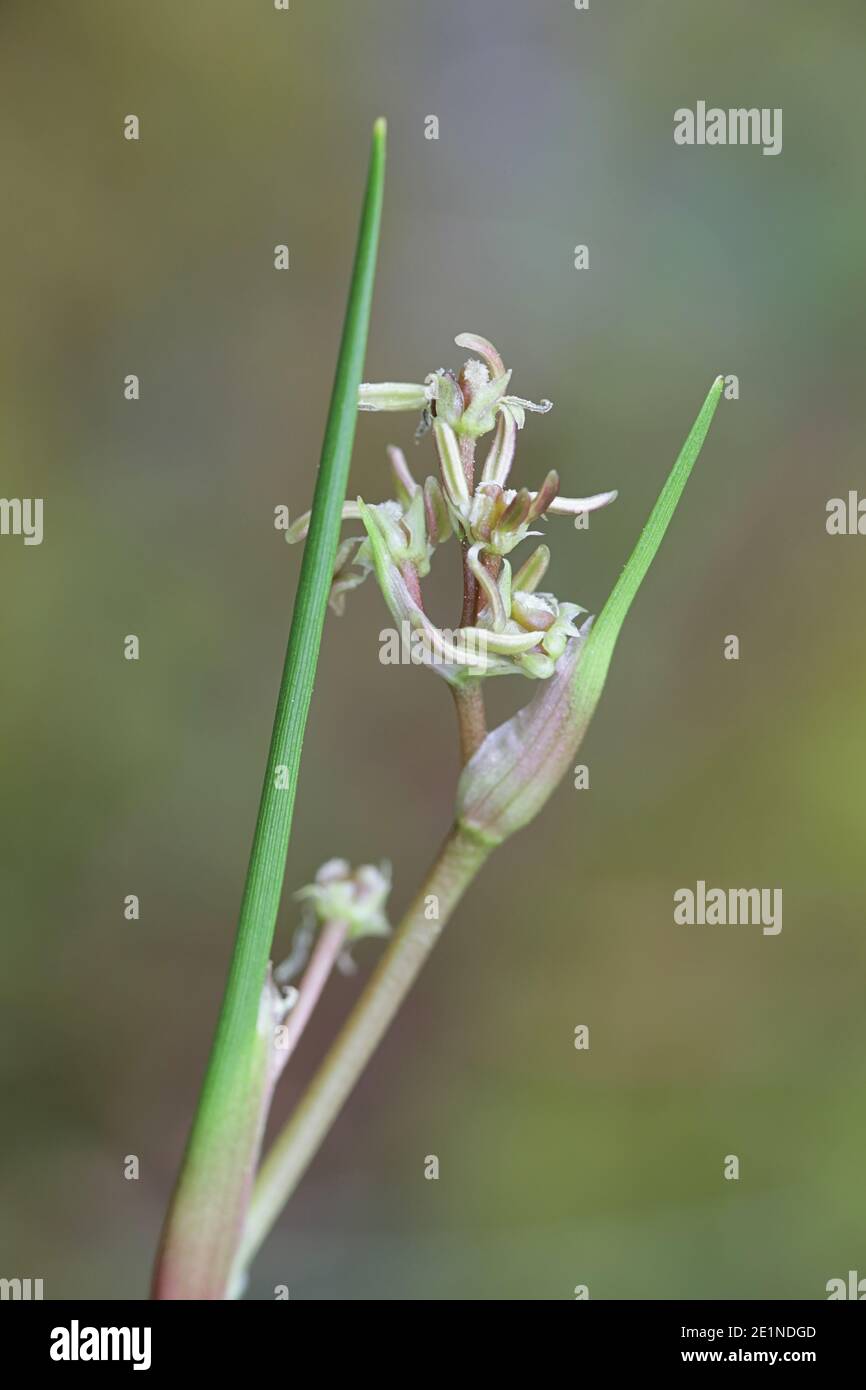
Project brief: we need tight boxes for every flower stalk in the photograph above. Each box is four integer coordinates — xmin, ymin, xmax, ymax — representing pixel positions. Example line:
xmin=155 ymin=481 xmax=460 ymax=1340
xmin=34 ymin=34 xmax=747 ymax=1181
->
xmin=231 ymin=826 xmax=490 ymax=1288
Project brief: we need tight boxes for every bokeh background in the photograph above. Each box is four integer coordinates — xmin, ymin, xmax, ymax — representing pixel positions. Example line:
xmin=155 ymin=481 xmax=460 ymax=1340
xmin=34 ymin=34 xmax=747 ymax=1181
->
xmin=2 ymin=0 xmax=865 ymax=1300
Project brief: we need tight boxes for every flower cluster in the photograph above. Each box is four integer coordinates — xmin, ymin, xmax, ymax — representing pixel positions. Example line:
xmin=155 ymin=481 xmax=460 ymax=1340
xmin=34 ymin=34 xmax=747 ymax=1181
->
xmin=288 ymin=334 xmax=617 ymax=684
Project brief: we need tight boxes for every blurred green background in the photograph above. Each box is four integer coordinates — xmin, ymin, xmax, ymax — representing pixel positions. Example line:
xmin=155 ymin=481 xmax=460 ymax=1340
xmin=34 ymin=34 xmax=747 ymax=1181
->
xmin=2 ymin=0 xmax=865 ymax=1300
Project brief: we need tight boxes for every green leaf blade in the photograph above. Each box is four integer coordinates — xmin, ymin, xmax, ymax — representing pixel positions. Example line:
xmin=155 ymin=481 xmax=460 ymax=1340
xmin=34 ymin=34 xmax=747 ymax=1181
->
xmin=576 ymin=374 xmax=725 ymax=714
xmin=152 ymin=119 xmax=387 ymax=1301
xmin=457 ymin=376 xmax=724 ymax=846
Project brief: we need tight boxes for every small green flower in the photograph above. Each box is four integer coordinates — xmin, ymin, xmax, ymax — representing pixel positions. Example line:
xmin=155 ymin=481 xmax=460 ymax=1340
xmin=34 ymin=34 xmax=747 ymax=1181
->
xmin=295 ymin=859 xmax=391 ymax=942
xmin=286 ymin=446 xmax=451 ymax=614
xmin=442 ymin=463 xmax=616 ymax=556
xmin=357 ymin=332 xmax=552 ymax=442
xmin=469 ymin=543 xmax=588 ymax=679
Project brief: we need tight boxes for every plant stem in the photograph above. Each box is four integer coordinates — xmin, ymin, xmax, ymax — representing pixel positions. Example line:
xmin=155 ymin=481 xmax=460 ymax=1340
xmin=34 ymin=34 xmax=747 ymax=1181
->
xmin=273 ymin=919 xmax=349 ymax=1077
xmin=232 ymin=825 xmax=490 ymax=1285
xmin=151 ymin=119 xmax=387 ymax=1301
xmin=452 ymin=427 xmax=487 ymax=765
xmin=458 ymin=436 xmax=479 ymax=625
xmin=459 ymin=540 xmax=480 ymax=625
xmin=451 ymin=681 xmax=487 ymax=764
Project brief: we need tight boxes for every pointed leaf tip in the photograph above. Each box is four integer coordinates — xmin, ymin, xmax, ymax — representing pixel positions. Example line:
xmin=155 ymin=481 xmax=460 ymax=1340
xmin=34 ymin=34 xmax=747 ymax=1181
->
xmin=456 ymin=378 xmax=723 ymax=848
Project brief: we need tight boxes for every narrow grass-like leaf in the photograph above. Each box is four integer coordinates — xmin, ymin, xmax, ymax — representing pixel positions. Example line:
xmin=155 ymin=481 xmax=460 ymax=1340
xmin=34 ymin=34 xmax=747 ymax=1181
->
xmin=152 ymin=119 xmax=387 ymax=1300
